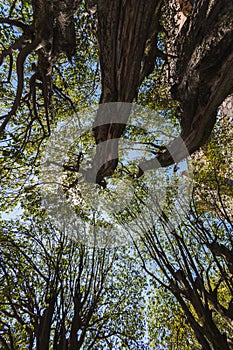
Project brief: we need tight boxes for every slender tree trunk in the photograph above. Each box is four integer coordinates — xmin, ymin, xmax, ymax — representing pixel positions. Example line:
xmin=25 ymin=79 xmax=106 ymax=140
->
xmin=36 ymin=296 xmax=56 ymax=350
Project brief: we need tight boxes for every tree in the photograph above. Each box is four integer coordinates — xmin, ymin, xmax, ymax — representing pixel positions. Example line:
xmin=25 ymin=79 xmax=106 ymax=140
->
xmin=0 ymin=216 xmax=149 ymax=349
xmin=1 ymin=0 xmax=233 ymax=186
xmin=131 ymin=112 xmax=233 ymax=349
xmin=0 ymin=0 xmax=99 ymax=207
xmin=1 ymin=1 xmax=233 ymax=349
xmin=133 ymin=197 xmax=233 ymax=348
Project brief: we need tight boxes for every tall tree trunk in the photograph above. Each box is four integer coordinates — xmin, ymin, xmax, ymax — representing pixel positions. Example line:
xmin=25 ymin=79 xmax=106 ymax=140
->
xmin=139 ymin=0 xmax=233 ymax=174
xmin=87 ymin=0 xmax=162 ymax=185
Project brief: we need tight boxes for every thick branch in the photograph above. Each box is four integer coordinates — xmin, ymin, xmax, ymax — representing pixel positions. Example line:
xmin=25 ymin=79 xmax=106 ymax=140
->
xmin=0 ymin=39 xmax=39 ymax=132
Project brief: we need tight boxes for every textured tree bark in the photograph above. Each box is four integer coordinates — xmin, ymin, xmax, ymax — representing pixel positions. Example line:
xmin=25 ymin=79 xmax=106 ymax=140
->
xmin=174 ymin=0 xmax=233 ymax=153
xmin=139 ymin=0 xmax=233 ymax=174
xmin=90 ymin=0 xmax=233 ymax=184
xmin=87 ymin=0 xmax=162 ymax=185
xmin=96 ymin=0 xmax=162 ymax=103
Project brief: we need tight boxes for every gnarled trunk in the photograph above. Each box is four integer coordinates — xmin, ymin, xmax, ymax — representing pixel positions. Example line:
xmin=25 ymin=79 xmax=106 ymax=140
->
xmin=88 ymin=0 xmax=162 ymax=185
xmin=139 ymin=0 xmax=233 ymax=173
xmin=90 ymin=0 xmax=233 ymax=182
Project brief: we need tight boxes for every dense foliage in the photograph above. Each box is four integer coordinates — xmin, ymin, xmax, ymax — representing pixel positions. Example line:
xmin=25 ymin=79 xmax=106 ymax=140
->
xmin=0 ymin=0 xmax=233 ymax=349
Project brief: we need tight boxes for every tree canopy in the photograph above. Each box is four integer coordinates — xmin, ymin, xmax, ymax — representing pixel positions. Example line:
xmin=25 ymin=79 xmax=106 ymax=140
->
xmin=0 ymin=0 xmax=233 ymax=349
xmin=1 ymin=0 xmax=233 ymax=184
